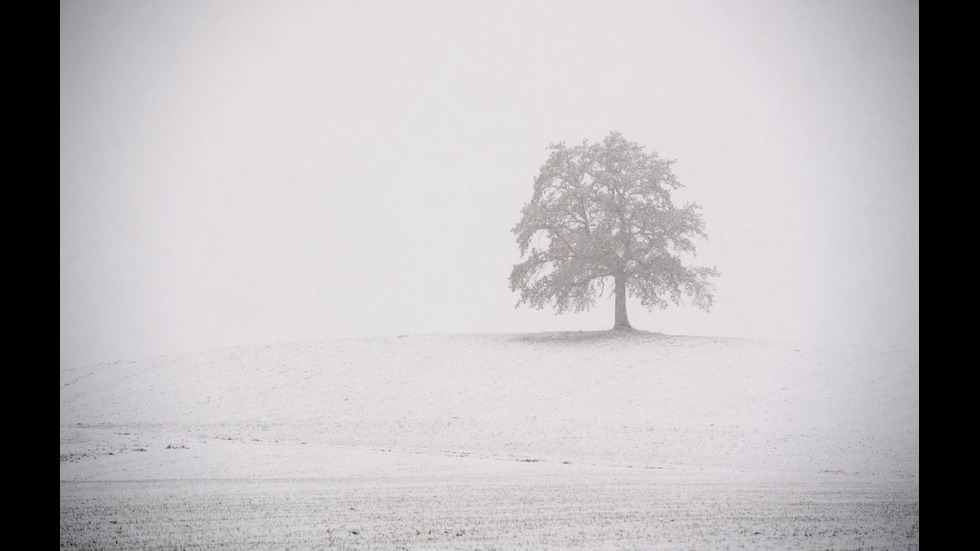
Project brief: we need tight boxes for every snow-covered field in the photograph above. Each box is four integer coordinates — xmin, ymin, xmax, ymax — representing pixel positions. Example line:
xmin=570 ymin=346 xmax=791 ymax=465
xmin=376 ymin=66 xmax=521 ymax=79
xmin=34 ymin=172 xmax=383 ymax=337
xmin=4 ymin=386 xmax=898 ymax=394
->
xmin=60 ymin=332 xmax=919 ymax=549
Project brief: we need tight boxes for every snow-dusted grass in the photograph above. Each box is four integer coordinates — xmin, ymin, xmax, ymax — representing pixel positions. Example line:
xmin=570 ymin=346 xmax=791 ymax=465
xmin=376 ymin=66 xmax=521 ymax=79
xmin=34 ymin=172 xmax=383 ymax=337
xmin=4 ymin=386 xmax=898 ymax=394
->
xmin=60 ymin=331 xmax=919 ymax=549
xmin=61 ymin=474 xmax=918 ymax=550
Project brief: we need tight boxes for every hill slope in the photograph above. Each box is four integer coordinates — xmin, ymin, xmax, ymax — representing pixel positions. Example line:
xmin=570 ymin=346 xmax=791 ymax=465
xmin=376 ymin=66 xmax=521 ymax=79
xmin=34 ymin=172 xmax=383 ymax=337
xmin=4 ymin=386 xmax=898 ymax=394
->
xmin=60 ymin=332 xmax=918 ymax=480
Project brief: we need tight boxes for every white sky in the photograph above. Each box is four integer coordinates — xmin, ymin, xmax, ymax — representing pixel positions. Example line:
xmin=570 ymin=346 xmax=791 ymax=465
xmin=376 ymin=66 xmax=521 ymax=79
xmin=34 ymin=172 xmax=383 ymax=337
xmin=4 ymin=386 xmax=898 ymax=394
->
xmin=60 ymin=0 xmax=919 ymax=369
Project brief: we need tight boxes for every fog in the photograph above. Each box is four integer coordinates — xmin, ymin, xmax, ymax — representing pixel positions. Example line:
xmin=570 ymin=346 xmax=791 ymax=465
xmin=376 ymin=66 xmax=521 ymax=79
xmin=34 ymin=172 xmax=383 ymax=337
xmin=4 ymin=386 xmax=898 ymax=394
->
xmin=60 ymin=0 xmax=918 ymax=369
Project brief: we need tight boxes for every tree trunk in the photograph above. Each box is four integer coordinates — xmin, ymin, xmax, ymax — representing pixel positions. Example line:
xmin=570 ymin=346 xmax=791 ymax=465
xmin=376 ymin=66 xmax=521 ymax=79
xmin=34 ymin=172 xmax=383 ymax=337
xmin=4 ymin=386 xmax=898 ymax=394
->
xmin=613 ymin=276 xmax=632 ymax=330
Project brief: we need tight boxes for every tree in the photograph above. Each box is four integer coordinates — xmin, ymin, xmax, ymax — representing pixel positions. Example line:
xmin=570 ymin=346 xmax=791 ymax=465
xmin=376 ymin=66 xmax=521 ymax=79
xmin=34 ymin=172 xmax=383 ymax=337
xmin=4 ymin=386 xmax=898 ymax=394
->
xmin=509 ymin=132 xmax=719 ymax=330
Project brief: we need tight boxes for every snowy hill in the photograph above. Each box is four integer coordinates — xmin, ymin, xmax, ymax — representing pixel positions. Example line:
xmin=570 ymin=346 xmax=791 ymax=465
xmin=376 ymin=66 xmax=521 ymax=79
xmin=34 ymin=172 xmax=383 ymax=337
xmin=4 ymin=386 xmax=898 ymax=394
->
xmin=60 ymin=332 xmax=918 ymax=481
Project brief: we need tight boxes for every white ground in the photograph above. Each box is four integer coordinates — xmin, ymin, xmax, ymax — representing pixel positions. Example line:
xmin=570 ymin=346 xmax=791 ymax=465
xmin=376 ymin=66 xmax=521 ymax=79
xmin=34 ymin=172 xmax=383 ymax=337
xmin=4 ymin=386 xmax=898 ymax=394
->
xmin=60 ymin=331 xmax=919 ymax=549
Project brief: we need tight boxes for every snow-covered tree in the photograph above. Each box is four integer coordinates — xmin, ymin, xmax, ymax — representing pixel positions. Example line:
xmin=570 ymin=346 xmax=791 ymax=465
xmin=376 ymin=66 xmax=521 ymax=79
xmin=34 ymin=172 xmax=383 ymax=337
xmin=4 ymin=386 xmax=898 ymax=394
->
xmin=510 ymin=132 xmax=719 ymax=330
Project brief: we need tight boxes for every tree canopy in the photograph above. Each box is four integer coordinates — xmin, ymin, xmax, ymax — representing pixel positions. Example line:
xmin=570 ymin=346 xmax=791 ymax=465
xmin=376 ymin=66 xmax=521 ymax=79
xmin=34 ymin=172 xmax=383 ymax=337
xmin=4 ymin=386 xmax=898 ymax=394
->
xmin=509 ymin=132 xmax=719 ymax=330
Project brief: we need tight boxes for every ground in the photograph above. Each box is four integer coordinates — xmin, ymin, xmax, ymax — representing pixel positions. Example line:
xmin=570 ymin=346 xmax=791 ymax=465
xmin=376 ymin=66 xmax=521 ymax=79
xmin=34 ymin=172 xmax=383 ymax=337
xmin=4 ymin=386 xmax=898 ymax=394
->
xmin=60 ymin=332 xmax=919 ymax=549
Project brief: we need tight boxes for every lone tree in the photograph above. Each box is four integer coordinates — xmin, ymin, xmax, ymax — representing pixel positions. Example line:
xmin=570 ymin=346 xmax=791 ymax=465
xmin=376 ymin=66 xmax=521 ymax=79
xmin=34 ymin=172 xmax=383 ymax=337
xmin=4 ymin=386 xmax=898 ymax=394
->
xmin=510 ymin=132 xmax=719 ymax=330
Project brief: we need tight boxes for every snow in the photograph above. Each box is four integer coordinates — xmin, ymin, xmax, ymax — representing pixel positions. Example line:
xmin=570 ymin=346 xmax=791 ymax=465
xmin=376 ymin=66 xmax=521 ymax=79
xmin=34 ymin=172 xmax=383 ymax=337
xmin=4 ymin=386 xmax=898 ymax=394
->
xmin=60 ymin=332 xmax=918 ymax=481
xmin=60 ymin=331 xmax=919 ymax=548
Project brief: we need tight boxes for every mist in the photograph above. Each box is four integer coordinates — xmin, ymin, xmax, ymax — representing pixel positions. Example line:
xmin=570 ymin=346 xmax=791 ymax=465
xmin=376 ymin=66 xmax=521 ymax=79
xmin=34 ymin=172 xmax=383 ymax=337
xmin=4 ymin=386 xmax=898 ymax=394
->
xmin=60 ymin=0 xmax=918 ymax=369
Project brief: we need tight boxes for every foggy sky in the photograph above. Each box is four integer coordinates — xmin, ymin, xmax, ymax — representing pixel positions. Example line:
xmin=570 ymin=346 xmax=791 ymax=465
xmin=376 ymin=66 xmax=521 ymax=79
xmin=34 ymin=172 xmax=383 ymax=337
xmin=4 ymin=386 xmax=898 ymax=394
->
xmin=60 ymin=0 xmax=919 ymax=369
